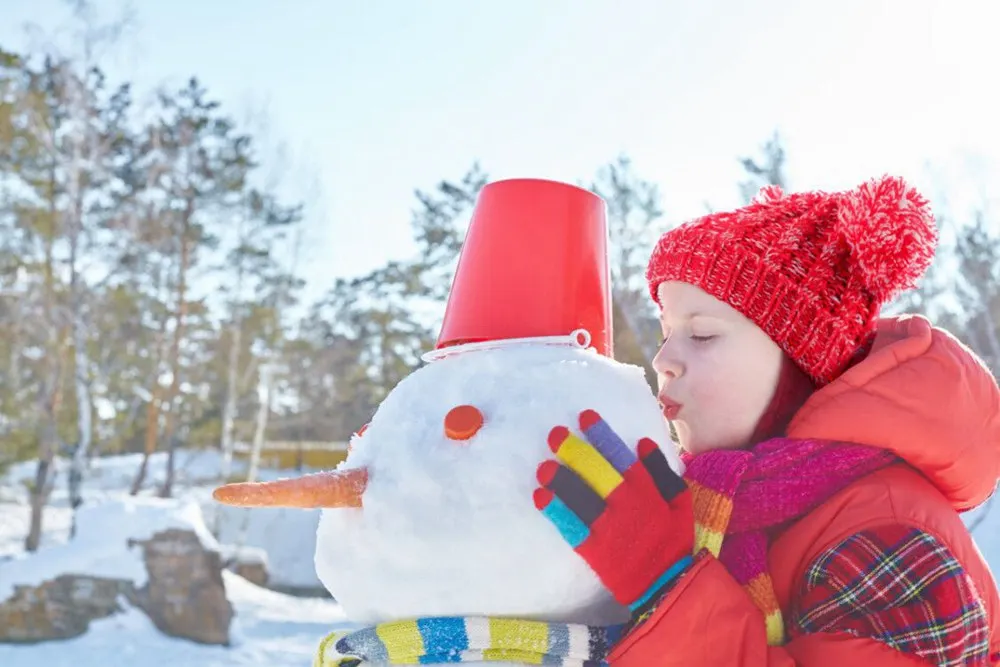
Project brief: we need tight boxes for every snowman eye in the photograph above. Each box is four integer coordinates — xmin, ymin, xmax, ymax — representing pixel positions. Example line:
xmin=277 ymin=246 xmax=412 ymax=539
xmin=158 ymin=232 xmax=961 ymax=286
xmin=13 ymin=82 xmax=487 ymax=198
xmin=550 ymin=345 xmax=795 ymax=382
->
xmin=444 ymin=405 xmax=484 ymax=443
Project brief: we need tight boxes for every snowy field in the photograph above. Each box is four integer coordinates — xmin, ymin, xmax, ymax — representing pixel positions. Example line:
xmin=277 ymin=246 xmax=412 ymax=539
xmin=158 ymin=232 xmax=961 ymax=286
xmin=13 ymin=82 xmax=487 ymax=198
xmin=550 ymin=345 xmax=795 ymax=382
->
xmin=0 ymin=571 xmax=350 ymax=667
xmin=0 ymin=450 xmax=359 ymax=667
xmin=0 ymin=448 xmax=998 ymax=667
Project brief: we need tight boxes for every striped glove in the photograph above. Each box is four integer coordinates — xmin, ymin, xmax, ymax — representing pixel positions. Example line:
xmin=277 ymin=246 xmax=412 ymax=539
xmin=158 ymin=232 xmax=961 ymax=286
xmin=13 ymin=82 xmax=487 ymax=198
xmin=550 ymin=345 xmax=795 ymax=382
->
xmin=533 ymin=409 xmax=695 ymax=618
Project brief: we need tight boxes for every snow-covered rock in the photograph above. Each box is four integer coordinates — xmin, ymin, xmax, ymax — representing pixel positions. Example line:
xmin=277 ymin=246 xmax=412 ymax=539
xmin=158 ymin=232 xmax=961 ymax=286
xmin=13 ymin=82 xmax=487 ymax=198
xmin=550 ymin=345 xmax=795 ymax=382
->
xmin=219 ymin=543 xmax=270 ymax=587
xmin=0 ymin=497 xmax=232 ymax=645
xmin=0 ymin=496 xmax=218 ymax=601
xmin=210 ymin=504 xmax=324 ymax=594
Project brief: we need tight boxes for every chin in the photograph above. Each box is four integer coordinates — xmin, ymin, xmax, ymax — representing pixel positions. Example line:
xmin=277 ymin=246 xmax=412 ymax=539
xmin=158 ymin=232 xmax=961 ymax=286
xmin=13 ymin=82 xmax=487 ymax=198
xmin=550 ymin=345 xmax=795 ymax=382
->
xmin=676 ymin=427 xmax=749 ymax=455
xmin=679 ymin=440 xmax=704 ymax=456
xmin=672 ymin=423 xmax=698 ymax=455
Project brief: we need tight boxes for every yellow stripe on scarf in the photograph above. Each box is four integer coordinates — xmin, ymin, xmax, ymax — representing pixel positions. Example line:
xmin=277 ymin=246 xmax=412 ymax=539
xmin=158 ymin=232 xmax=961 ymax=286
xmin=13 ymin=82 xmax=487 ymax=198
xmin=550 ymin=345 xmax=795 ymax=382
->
xmin=313 ymin=630 xmax=350 ymax=667
xmin=745 ymin=573 xmax=786 ymax=645
xmin=375 ymin=620 xmax=425 ymax=662
xmin=694 ymin=523 xmax=725 ymax=557
xmin=688 ymin=480 xmax=734 ymax=557
xmin=488 ymin=617 xmax=548 ymax=656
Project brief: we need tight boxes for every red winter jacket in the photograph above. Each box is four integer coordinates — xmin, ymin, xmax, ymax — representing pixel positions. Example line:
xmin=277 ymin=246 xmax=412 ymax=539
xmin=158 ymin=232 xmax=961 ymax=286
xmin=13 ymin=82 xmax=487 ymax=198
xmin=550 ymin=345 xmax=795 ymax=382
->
xmin=609 ymin=315 xmax=1000 ymax=666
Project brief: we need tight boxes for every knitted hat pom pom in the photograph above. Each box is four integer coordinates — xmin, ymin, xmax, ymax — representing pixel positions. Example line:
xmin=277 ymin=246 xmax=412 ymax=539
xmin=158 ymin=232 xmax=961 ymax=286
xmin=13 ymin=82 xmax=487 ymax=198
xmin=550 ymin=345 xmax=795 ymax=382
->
xmin=836 ymin=175 xmax=938 ymax=302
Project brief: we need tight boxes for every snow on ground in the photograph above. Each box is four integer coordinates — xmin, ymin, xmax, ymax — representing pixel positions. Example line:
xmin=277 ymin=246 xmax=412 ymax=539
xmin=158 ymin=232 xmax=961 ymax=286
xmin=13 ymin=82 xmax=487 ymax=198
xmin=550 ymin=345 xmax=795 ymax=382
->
xmin=0 ymin=571 xmax=355 ymax=667
xmin=1 ymin=449 xmax=327 ymax=591
xmin=0 ymin=496 xmax=219 ymax=601
xmin=0 ymin=449 xmax=353 ymax=667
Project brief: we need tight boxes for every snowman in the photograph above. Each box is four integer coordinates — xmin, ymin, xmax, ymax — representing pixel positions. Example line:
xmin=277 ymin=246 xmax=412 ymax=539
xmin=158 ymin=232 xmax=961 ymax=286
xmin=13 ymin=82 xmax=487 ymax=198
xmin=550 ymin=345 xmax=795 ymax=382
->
xmin=213 ymin=179 xmax=683 ymax=666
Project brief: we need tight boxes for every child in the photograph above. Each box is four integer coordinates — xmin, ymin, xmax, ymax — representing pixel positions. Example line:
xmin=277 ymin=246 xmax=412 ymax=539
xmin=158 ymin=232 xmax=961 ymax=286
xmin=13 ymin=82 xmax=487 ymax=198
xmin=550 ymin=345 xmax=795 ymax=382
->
xmin=535 ymin=176 xmax=1000 ymax=665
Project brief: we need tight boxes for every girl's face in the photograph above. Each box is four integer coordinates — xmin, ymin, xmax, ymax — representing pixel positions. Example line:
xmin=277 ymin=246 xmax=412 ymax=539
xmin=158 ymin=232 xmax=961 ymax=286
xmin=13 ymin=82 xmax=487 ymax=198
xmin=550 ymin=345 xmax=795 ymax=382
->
xmin=653 ymin=281 xmax=784 ymax=455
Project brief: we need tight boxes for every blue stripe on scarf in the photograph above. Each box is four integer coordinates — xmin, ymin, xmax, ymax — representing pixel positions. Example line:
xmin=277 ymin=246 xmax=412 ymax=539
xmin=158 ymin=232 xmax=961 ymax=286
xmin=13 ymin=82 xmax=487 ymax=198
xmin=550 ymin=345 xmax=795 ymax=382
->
xmin=417 ymin=617 xmax=467 ymax=663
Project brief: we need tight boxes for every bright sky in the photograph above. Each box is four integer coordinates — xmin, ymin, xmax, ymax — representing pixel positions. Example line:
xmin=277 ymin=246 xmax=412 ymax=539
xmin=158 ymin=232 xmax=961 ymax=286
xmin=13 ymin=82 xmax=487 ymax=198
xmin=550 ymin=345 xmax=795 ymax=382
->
xmin=2 ymin=0 xmax=999 ymax=304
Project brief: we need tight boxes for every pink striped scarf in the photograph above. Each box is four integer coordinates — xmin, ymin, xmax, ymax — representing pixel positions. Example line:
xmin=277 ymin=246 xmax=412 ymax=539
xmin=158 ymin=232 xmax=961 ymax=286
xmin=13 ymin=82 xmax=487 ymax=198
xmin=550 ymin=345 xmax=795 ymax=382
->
xmin=680 ymin=437 xmax=897 ymax=645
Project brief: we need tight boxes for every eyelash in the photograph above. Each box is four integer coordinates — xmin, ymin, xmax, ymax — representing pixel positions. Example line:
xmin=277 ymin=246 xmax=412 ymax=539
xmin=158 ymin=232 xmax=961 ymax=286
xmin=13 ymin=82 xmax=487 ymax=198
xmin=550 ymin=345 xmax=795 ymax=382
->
xmin=659 ymin=333 xmax=717 ymax=346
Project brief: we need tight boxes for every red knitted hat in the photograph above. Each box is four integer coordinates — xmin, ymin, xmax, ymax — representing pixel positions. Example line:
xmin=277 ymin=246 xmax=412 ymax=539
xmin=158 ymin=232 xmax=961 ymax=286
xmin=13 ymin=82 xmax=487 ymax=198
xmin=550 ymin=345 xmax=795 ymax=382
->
xmin=646 ymin=175 xmax=938 ymax=386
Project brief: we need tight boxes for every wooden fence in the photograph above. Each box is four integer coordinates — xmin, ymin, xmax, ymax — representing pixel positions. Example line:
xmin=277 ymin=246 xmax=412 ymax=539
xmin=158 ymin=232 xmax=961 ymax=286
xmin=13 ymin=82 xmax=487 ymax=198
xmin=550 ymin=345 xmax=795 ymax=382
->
xmin=231 ymin=440 xmax=350 ymax=471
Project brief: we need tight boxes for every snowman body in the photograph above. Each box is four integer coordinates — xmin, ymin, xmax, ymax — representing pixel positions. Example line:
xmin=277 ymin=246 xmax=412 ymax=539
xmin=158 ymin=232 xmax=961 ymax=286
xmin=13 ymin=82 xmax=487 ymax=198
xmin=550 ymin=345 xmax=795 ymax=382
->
xmin=315 ymin=343 xmax=681 ymax=633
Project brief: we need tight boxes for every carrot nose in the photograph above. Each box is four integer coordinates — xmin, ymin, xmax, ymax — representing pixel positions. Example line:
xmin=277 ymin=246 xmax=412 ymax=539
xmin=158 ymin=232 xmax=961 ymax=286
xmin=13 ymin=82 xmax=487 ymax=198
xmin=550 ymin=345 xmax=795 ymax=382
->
xmin=212 ymin=467 xmax=368 ymax=508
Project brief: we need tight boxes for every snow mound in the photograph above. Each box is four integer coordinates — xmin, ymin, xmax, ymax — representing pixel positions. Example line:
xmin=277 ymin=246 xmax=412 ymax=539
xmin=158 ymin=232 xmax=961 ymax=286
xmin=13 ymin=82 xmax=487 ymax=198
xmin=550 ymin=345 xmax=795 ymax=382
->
xmin=211 ymin=505 xmax=322 ymax=590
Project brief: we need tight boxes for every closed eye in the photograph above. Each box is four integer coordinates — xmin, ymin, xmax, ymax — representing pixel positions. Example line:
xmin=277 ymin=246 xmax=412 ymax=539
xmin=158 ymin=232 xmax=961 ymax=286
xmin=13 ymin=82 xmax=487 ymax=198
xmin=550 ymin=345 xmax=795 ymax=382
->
xmin=690 ymin=334 xmax=717 ymax=343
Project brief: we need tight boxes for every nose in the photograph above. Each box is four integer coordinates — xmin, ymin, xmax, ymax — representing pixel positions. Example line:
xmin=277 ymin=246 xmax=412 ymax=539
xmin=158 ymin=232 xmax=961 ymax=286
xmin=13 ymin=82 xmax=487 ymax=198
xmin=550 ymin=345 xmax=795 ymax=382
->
xmin=444 ymin=405 xmax=484 ymax=443
xmin=652 ymin=341 xmax=683 ymax=383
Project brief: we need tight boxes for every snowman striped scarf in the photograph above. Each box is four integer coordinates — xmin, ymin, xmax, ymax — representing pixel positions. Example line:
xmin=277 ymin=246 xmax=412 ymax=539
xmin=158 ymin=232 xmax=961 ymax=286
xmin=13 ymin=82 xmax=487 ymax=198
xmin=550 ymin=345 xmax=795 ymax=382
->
xmin=314 ymin=616 xmax=624 ymax=666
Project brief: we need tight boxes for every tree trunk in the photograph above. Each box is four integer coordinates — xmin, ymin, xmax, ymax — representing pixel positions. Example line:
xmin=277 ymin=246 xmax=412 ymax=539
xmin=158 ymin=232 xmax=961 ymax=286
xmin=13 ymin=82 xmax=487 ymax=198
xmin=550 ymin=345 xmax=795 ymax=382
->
xmin=25 ymin=410 xmax=60 ymax=552
xmin=25 ymin=458 xmax=53 ymax=552
xmin=159 ymin=199 xmax=192 ymax=498
xmin=130 ymin=312 xmax=172 ymax=496
xmin=235 ymin=362 xmax=273 ymax=547
xmin=245 ymin=363 xmax=272 ymax=484
xmin=27 ymin=215 xmax=63 ymax=551
xmin=67 ymin=143 xmax=92 ymax=536
xmin=27 ymin=338 xmax=67 ymax=551
xmin=26 ymin=366 xmax=58 ymax=552
xmin=129 ymin=387 xmax=161 ymax=495
xmin=219 ymin=314 xmax=242 ymax=482
xmin=219 ymin=205 xmax=249 ymax=485
xmin=68 ymin=299 xmax=92 ymax=533
xmin=211 ymin=319 xmax=242 ymax=536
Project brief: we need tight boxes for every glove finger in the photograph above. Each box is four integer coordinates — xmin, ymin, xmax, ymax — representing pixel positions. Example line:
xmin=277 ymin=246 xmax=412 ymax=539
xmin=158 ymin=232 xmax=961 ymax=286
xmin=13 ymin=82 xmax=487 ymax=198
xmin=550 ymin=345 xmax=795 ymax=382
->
xmin=578 ymin=409 xmax=638 ymax=474
xmin=533 ymin=487 xmax=591 ymax=548
xmin=637 ymin=438 xmax=687 ymax=502
xmin=537 ymin=460 xmax=606 ymax=525
xmin=548 ymin=426 xmax=623 ymax=498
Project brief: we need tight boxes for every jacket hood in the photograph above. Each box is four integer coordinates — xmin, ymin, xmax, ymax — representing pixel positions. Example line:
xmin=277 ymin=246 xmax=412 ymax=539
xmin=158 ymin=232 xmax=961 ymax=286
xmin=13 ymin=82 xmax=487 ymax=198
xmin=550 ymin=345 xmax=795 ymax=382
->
xmin=787 ymin=313 xmax=1000 ymax=511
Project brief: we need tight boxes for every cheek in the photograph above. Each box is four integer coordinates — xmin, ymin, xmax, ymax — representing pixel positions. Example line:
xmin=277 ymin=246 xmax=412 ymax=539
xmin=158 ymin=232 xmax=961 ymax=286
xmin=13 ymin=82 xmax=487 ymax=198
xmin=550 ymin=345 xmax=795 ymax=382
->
xmin=684 ymin=350 xmax=731 ymax=402
xmin=686 ymin=344 xmax=779 ymax=425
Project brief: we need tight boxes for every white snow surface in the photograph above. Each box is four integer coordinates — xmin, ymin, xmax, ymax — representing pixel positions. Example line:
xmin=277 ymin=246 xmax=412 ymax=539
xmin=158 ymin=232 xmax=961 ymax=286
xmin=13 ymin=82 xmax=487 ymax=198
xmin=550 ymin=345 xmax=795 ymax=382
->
xmin=316 ymin=344 xmax=680 ymax=626
xmin=0 ymin=570 xmax=353 ymax=667
xmin=1 ymin=449 xmax=326 ymax=591
xmin=0 ymin=449 xmax=352 ymax=666
xmin=0 ymin=496 xmax=220 ymax=602
xmin=218 ymin=542 xmax=269 ymax=566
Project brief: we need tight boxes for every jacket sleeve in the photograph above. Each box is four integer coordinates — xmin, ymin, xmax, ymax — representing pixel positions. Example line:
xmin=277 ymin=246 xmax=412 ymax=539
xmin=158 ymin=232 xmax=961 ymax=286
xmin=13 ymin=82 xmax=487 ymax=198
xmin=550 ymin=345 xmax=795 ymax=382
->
xmin=607 ymin=525 xmax=992 ymax=666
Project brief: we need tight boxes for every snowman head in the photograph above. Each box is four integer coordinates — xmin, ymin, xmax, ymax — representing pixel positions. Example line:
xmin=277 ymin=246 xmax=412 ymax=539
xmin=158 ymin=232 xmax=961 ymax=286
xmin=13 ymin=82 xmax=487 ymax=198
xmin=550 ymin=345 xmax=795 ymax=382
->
xmin=214 ymin=331 xmax=678 ymax=627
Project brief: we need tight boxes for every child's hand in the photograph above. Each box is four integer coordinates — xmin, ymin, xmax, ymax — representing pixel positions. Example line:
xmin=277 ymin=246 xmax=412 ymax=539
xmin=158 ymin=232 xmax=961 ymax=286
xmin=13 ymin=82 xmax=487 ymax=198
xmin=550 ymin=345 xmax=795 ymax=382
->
xmin=534 ymin=409 xmax=694 ymax=616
